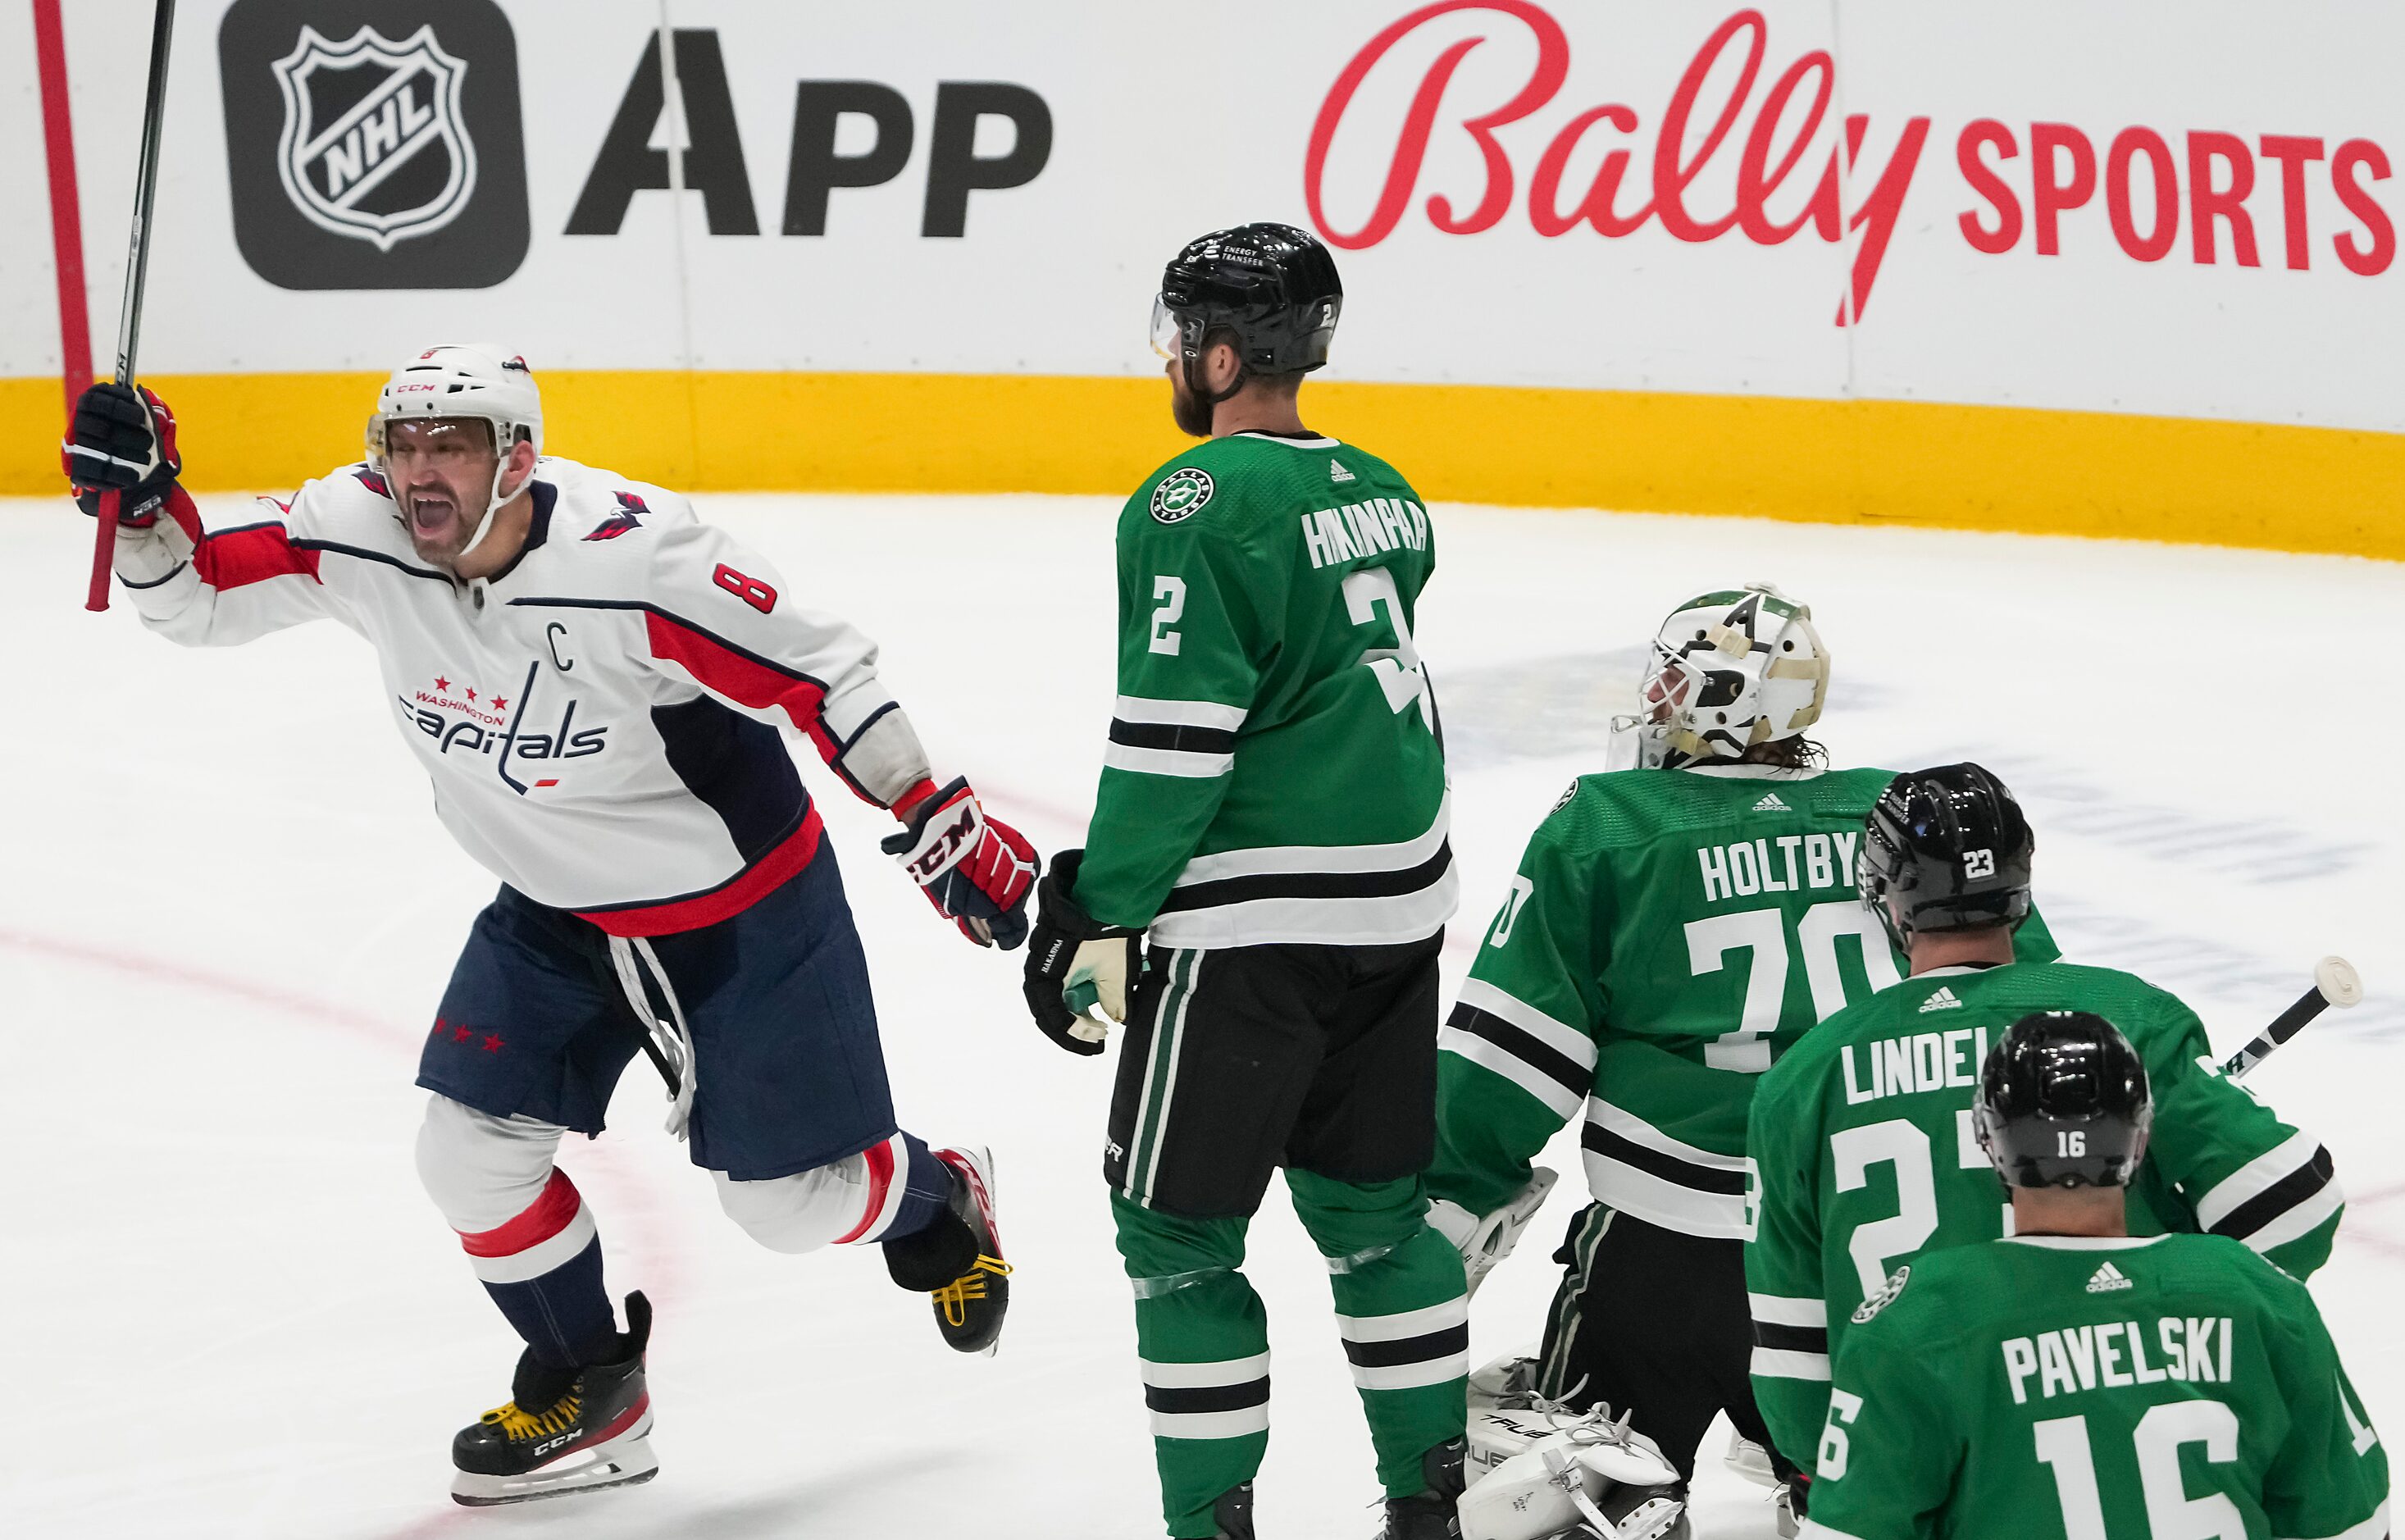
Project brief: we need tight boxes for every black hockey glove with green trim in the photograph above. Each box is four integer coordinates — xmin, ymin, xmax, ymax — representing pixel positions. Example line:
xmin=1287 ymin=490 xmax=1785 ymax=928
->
xmin=1021 ymin=849 xmax=1138 ymax=1057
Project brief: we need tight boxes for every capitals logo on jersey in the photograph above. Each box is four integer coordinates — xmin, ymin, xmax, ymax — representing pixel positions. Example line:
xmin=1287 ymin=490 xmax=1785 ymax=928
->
xmin=585 ymin=491 xmax=649 ymax=541
xmin=398 ymin=659 xmax=609 ymax=794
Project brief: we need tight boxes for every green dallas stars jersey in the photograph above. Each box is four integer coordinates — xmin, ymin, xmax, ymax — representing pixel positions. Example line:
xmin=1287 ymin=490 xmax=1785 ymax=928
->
xmin=1069 ymin=431 xmax=1454 ymax=948
xmin=1746 ymin=962 xmax=2344 ymax=1474
xmin=1428 ymin=765 xmax=2059 ymax=1238
xmin=1800 ymin=1234 xmax=2386 ymax=1540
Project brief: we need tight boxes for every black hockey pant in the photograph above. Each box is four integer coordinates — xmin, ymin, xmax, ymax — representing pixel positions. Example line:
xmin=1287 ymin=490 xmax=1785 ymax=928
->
xmin=1535 ymin=1203 xmax=1804 ymax=1488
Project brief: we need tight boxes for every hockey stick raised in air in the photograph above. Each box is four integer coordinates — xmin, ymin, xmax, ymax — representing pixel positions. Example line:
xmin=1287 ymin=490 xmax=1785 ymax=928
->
xmin=84 ymin=0 xmax=179 ymax=613
xmin=2221 ymin=956 xmax=2362 ymax=1080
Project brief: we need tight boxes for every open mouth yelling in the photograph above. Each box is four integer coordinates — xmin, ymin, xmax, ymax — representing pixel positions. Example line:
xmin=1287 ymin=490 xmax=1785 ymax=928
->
xmin=408 ymin=493 xmax=460 ymax=542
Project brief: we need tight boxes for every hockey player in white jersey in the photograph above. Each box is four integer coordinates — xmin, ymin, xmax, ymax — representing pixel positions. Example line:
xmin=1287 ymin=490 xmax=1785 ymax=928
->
xmin=63 ymin=349 xmax=1037 ymax=1504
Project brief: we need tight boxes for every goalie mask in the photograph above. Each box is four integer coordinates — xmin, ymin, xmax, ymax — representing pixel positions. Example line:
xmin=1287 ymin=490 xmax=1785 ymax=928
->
xmin=1610 ymin=584 xmax=1829 ymax=770
xmin=366 ymin=343 xmax=544 ymax=552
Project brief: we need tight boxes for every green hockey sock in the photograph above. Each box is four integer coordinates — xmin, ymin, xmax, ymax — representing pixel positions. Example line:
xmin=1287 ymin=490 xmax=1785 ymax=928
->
xmin=1287 ymin=1170 xmax=1470 ymax=1497
xmin=1115 ymin=1195 xmax=1268 ymax=1538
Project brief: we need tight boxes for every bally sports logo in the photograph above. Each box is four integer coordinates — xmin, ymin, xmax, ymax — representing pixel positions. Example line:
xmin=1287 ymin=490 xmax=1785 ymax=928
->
xmin=1305 ymin=2 xmax=2395 ymax=322
xmin=270 ymin=25 xmax=474 ymax=251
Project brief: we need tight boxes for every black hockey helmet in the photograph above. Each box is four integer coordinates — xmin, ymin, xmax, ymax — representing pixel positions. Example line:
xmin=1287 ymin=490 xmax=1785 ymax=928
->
xmin=1975 ymin=1010 xmax=2152 ymax=1188
xmin=1152 ymin=223 xmax=1342 ymax=399
xmin=1857 ymin=762 xmax=2034 ymax=950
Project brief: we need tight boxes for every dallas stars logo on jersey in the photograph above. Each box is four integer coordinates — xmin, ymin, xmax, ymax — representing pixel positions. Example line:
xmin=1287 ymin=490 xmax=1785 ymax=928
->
xmin=1852 ymin=1264 xmax=1910 ymax=1323
xmin=1149 ymin=467 xmax=1214 ymax=523
xmin=1807 ymin=1235 xmax=2386 ymax=1540
xmin=1077 ymin=432 xmax=1452 ymax=949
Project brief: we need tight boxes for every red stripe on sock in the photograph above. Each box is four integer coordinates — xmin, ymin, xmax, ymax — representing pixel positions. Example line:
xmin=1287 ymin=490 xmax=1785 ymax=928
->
xmin=458 ymin=1169 xmax=584 ymax=1259
xmin=834 ymin=1137 xmax=897 ymax=1245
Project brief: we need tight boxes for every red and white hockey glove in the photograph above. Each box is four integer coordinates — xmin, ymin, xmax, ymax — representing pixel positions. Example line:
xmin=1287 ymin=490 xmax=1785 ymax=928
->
xmin=62 ymin=382 xmax=180 ymax=527
xmin=881 ymin=777 xmax=1039 ymax=950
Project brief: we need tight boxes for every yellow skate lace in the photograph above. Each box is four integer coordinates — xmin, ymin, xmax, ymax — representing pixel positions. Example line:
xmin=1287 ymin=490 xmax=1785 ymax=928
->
xmin=933 ymin=1255 xmax=1013 ymax=1326
xmin=478 ymin=1392 xmax=584 ymax=1443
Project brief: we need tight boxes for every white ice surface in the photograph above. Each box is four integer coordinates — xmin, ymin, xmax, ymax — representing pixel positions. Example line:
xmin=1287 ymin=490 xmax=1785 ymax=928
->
xmin=2 ymin=494 xmax=2398 ymax=1538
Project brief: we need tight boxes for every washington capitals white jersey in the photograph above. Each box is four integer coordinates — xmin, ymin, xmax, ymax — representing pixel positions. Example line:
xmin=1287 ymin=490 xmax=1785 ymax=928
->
xmin=114 ymin=458 xmax=932 ymax=934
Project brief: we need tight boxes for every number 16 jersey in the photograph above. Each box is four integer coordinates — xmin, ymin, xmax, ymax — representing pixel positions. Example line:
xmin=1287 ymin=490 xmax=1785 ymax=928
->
xmin=1428 ymin=765 xmax=2056 ymax=1236
xmin=1745 ymin=960 xmax=2343 ymax=1474
xmin=1801 ymin=1234 xmax=2385 ymax=1540
xmin=1069 ymin=431 xmax=1454 ymax=949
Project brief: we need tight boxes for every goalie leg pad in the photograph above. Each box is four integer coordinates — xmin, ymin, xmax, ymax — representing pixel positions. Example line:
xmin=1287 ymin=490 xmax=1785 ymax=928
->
xmin=1458 ymin=1418 xmax=1688 ymax=1540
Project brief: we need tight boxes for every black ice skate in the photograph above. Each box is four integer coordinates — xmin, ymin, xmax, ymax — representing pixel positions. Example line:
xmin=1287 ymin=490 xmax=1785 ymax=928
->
xmin=1376 ymin=1437 xmax=1465 ymax=1540
xmin=450 ymin=1292 xmax=658 ymax=1506
xmin=1212 ymin=1479 xmax=1256 ymax=1539
xmin=929 ymin=1145 xmax=1011 ymax=1355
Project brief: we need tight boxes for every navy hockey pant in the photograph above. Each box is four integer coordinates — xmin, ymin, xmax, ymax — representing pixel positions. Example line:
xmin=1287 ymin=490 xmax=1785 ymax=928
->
xmin=412 ymin=848 xmax=950 ymax=1367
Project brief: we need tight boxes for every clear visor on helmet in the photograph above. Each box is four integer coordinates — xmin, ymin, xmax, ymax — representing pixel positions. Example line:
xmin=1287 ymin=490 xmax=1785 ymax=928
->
xmin=370 ymin=413 xmax=499 ymax=467
xmin=1150 ymin=296 xmax=1185 ymax=360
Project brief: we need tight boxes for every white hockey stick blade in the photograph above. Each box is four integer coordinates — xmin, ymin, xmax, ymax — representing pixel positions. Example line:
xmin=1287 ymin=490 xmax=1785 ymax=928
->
xmin=2315 ymin=955 xmax=2363 ymax=1008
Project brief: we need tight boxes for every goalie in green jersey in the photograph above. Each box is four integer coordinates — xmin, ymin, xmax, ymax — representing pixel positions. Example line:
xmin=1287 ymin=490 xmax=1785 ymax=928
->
xmin=1425 ymin=583 xmax=2059 ymax=1515
xmin=1021 ymin=226 xmax=1467 ymax=1540
xmin=1746 ymin=763 xmax=2345 ymax=1515
xmin=1801 ymin=1009 xmax=2386 ymax=1540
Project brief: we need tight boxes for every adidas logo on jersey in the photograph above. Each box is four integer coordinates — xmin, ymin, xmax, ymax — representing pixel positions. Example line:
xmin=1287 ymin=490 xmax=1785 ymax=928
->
xmin=1918 ymin=986 xmax=1964 ymax=1014
xmin=1329 ymin=459 xmax=1356 ymax=483
xmin=2086 ymin=1262 xmax=2135 ymax=1294
xmin=1751 ymin=791 xmax=1791 ymax=812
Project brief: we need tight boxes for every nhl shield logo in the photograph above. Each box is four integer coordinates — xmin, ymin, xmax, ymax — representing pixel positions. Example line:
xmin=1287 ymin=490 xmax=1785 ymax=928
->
xmin=271 ymin=25 xmax=476 ymax=252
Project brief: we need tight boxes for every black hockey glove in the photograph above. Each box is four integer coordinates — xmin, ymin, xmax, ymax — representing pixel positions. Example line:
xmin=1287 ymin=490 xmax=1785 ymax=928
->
xmin=62 ymin=382 xmax=181 ymax=526
xmin=1021 ymin=849 xmax=1140 ymax=1057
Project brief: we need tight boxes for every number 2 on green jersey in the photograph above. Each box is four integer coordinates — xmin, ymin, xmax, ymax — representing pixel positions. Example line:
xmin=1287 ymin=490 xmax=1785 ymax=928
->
xmin=1150 ymin=576 xmax=1186 ymax=655
xmin=1148 ymin=566 xmax=1432 ymax=729
xmin=1830 ymin=1115 xmax=1995 ymax=1296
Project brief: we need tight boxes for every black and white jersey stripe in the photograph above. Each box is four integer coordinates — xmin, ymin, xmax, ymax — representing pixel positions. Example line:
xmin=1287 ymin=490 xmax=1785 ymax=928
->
xmin=1438 ymin=977 xmax=1597 ymax=1119
xmin=1336 ymin=1299 xmax=1470 ymax=1392
xmin=2195 ymin=1129 xmax=2343 ymax=1254
xmin=1748 ymin=1292 xmax=1831 ymax=1381
xmin=1580 ymin=1096 xmax=1754 ymax=1240
xmin=1139 ymin=1352 xmax=1271 ymax=1440
xmin=1105 ymin=695 xmax=1245 ymax=779
xmin=1150 ymin=792 xmax=1457 ymax=948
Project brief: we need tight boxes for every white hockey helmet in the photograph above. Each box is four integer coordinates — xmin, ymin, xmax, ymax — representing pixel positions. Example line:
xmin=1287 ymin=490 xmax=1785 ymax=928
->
xmin=1610 ymin=582 xmax=1829 ymax=770
xmin=367 ymin=343 xmax=544 ymax=549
